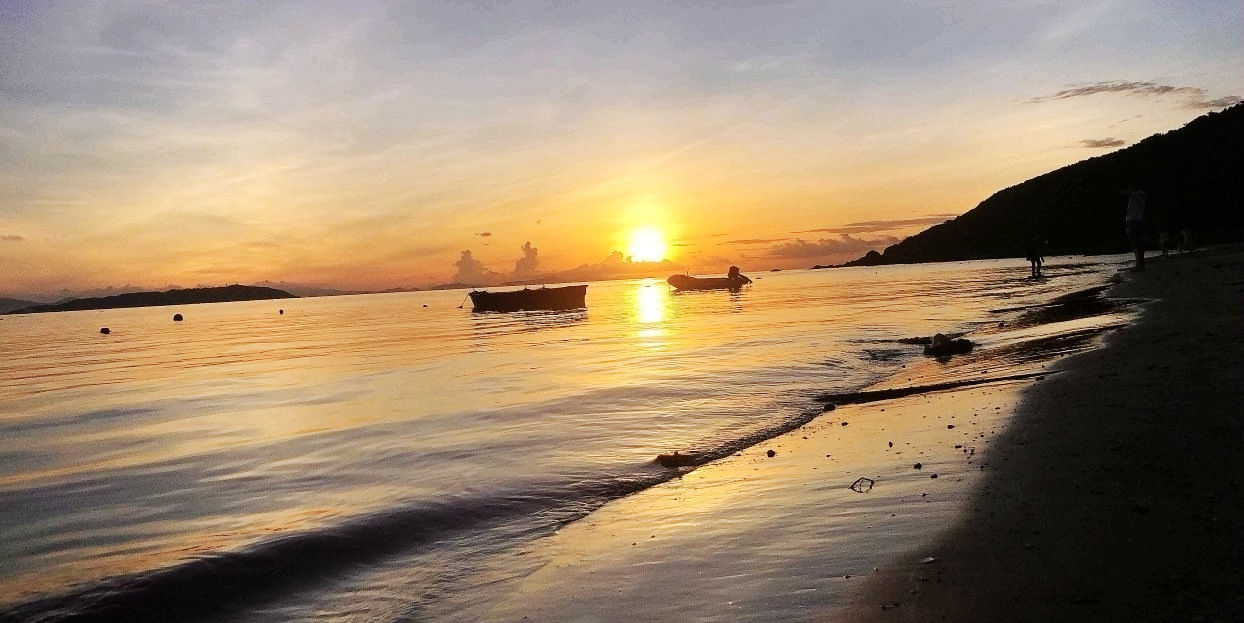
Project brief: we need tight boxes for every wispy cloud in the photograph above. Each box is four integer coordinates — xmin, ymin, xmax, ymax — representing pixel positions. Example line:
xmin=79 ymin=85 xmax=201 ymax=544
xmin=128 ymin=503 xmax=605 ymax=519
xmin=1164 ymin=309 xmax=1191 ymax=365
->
xmin=724 ymin=238 xmax=791 ymax=245
xmin=1 ymin=234 xmax=24 ymax=242
xmin=1079 ymin=137 xmax=1126 ymax=148
xmin=1030 ymin=81 xmax=1241 ymax=110
xmin=1187 ymin=95 xmax=1243 ymax=110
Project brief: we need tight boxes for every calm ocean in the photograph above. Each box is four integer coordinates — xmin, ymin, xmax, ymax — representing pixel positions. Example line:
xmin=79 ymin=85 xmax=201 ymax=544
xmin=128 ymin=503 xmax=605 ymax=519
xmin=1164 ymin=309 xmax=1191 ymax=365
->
xmin=0 ymin=257 xmax=1135 ymax=621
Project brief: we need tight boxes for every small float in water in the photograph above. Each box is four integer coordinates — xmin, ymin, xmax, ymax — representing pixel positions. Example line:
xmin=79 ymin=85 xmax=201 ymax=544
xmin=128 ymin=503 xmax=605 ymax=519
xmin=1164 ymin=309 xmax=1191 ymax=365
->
xmin=667 ymin=266 xmax=753 ymax=291
xmin=468 ymin=284 xmax=588 ymax=312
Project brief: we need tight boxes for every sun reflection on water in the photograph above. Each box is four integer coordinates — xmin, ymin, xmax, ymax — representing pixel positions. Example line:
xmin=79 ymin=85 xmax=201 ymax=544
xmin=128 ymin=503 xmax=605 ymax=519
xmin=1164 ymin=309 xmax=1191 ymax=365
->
xmin=635 ymin=280 xmax=666 ymax=325
xmin=633 ymin=280 xmax=668 ymax=349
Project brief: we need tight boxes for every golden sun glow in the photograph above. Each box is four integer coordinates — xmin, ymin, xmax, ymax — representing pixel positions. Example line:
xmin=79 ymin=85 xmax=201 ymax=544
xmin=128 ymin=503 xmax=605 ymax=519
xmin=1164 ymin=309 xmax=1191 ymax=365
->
xmin=627 ymin=228 xmax=667 ymax=263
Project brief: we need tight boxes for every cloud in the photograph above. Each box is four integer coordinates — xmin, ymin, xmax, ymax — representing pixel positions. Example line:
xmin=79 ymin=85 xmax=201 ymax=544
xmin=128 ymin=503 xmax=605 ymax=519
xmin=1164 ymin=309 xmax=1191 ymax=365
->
xmin=795 ymin=215 xmax=956 ymax=235
xmin=767 ymin=235 xmax=898 ymax=259
xmin=1079 ymin=137 xmax=1126 ymax=148
xmin=724 ymin=238 xmax=791 ymax=245
xmin=1 ymin=234 xmax=23 ymax=242
xmin=476 ymin=232 xmax=492 ymax=237
xmin=694 ymin=255 xmax=736 ymax=267
xmin=514 ymin=250 xmax=680 ymax=284
xmin=452 ymin=249 xmax=495 ymax=284
xmin=1030 ymin=81 xmax=1241 ymax=111
xmin=513 ymin=241 xmax=539 ymax=276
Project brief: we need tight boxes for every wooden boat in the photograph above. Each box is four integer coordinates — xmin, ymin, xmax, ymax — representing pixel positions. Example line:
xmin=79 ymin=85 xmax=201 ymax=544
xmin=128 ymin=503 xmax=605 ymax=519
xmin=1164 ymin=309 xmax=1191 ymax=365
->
xmin=468 ymin=284 xmax=587 ymax=312
xmin=667 ymin=266 xmax=753 ymax=291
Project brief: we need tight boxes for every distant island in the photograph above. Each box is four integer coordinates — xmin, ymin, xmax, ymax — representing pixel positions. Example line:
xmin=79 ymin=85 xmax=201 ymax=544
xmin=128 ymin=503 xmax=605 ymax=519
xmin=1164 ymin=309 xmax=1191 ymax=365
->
xmin=0 ymin=297 xmax=42 ymax=314
xmin=826 ymin=103 xmax=1244 ymax=268
xmin=5 ymin=285 xmax=296 ymax=314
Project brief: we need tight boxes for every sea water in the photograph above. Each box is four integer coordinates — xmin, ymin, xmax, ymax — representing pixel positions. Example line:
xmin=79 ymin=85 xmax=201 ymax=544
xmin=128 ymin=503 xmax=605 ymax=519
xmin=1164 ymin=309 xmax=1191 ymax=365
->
xmin=0 ymin=257 xmax=1135 ymax=621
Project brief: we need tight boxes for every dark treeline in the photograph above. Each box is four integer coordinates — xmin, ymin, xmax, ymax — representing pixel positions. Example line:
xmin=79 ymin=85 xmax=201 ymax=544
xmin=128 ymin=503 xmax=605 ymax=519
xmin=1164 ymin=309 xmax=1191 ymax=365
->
xmin=6 ymin=285 xmax=296 ymax=314
xmin=840 ymin=103 xmax=1244 ymax=267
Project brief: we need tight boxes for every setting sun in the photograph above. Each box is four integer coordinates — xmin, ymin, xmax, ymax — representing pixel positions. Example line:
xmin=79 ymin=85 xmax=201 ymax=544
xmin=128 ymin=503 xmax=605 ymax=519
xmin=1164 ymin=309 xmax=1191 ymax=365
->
xmin=627 ymin=228 xmax=668 ymax=263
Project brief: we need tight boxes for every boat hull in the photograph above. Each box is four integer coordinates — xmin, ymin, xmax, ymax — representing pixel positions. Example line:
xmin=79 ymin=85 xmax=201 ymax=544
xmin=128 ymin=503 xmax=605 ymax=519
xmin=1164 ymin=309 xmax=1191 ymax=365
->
xmin=667 ymin=275 xmax=750 ymax=291
xmin=468 ymin=285 xmax=587 ymax=312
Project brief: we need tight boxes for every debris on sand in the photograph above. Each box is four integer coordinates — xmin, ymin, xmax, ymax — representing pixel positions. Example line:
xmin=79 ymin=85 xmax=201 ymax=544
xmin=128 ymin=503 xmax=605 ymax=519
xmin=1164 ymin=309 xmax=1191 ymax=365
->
xmin=923 ymin=333 xmax=974 ymax=357
xmin=850 ymin=477 xmax=876 ymax=493
xmin=897 ymin=336 xmax=933 ymax=345
xmin=655 ymin=451 xmax=698 ymax=468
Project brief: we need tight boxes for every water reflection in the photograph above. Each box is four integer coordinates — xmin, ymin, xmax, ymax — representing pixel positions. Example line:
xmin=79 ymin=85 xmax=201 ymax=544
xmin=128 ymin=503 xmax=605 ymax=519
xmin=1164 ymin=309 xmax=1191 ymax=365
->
xmin=468 ymin=309 xmax=588 ymax=341
xmin=635 ymin=280 xmax=666 ymax=325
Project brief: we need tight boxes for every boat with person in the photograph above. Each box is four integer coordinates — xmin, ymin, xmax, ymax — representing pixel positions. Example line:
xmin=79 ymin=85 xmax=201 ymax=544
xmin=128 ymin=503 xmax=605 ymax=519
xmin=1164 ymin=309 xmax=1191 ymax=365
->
xmin=467 ymin=284 xmax=588 ymax=312
xmin=667 ymin=266 xmax=753 ymax=291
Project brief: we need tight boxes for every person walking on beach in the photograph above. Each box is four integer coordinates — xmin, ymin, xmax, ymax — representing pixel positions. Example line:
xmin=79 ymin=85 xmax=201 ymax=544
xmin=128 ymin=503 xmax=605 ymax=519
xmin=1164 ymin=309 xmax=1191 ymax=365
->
xmin=1122 ymin=184 xmax=1147 ymax=271
xmin=1025 ymin=236 xmax=1045 ymax=278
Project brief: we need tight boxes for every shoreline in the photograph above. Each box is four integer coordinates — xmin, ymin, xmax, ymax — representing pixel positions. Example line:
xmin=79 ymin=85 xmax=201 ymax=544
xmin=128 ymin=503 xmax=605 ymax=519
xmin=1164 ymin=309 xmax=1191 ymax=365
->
xmin=473 ymin=259 xmax=1138 ymax=621
xmin=841 ymin=245 xmax=1244 ymax=621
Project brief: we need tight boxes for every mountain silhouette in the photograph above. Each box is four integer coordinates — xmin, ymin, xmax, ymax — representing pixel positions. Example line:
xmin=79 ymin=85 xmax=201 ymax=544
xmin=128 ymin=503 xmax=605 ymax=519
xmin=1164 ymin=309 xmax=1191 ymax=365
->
xmin=838 ymin=104 xmax=1244 ymax=267
xmin=5 ymin=285 xmax=296 ymax=314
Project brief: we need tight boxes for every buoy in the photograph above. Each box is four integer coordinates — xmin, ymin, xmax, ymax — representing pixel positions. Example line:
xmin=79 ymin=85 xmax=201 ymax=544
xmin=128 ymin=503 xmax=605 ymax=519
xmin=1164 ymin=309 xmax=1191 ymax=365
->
xmin=173 ymin=313 xmax=183 ymax=321
xmin=100 ymin=327 xmax=110 ymax=334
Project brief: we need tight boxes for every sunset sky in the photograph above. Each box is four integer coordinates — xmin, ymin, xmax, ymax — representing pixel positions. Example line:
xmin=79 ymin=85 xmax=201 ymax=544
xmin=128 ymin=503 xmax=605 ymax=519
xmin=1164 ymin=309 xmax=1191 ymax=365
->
xmin=2 ymin=1 xmax=1241 ymax=298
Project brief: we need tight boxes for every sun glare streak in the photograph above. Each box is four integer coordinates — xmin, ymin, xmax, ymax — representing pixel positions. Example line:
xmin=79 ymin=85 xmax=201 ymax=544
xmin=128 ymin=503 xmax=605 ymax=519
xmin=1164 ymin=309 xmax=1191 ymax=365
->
xmin=627 ymin=228 xmax=667 ymax=262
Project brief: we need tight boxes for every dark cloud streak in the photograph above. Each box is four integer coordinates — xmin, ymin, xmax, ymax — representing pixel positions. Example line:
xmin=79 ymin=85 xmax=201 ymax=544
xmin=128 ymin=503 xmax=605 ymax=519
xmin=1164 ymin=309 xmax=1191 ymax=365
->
xmin=767 ymin=235 xmax=899 ymax=259
xmin=794 ymin=214 xmax=955 ymax=235
xmin=1030 ymin=81 xmax=1241 ymax=111
xmin=1079 ymin=137 xmax=1126 ymax=148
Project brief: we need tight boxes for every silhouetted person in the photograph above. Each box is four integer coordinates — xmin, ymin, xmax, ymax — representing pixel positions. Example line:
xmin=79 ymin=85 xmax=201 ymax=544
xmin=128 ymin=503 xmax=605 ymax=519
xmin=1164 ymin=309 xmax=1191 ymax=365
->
xmin=1179 ymin=228 xmax=1195 ymax=253
xmin=1025 ymin=236 xmax=1045 ymax=278
xmin=1154 ymin=203 xmax=1171 ymax=257
xmin=1122 ymin=184 xmax=1146 ymax=271
xmin=727 ymin=265 xmax=752 ymax=285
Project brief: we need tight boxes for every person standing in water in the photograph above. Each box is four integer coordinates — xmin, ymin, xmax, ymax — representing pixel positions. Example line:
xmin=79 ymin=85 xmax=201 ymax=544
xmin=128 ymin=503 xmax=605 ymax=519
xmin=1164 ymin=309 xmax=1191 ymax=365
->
xmin=1025 ymin=236 xmax=1045 ymax=278
xmin=1122 ymin=184 xmax=1147 ymax=271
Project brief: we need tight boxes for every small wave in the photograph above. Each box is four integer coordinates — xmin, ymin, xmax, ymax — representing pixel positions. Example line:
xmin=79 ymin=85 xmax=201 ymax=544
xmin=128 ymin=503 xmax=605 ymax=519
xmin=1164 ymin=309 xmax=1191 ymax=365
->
xmin=0 ymin=476 xmax=667 ymax=623
xmin=815 ymin=371 xmax=1052 ymax=406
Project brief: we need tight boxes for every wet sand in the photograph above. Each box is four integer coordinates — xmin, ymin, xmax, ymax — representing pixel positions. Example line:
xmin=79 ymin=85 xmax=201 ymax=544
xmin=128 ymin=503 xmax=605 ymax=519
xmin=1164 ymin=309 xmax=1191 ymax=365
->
xmin=843 ymin=245 xmax=1244 ymax=622
xmin=483 ymin=381 xmax=1036 ymax=622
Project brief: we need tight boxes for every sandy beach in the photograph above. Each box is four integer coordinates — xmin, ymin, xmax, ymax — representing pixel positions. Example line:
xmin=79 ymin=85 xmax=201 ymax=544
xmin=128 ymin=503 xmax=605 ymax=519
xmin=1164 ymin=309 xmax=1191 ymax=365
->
xmin=844 ymin=245 xmax=1244 ymax=622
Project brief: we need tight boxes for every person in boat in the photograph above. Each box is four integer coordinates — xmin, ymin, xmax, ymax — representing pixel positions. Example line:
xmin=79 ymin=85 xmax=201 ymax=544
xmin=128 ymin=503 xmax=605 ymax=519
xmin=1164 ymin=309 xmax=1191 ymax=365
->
xmin=728 ymin=265 xmax=752 ymax=285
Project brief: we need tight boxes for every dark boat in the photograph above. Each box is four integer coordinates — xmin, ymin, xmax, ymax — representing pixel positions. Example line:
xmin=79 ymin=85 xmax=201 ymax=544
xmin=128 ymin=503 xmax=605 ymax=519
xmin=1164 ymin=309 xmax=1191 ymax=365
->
xmin=468 ymin=284 xmax=587 ymax=312
xmin=667 ymin=266 xmax=753 ymax=291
